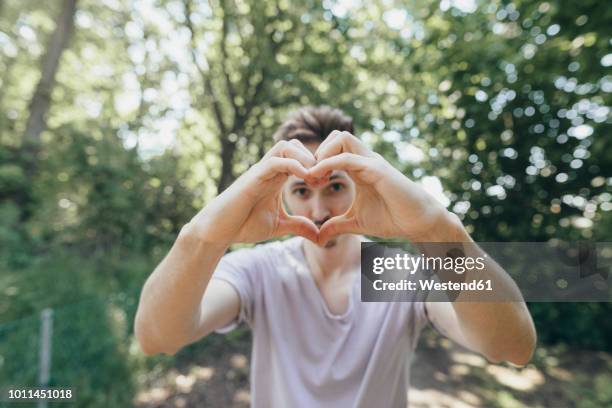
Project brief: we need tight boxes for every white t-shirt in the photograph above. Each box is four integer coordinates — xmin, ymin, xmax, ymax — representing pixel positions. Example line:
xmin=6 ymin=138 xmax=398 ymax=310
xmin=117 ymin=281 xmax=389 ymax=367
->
xmin=212 ymin=236 xmax=428 ymax=408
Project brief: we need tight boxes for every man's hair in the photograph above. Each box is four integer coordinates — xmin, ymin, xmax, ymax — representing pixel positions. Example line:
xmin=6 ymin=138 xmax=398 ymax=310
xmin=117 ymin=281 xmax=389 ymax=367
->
xmin=272 ymin=105 xmax=354 ymax=143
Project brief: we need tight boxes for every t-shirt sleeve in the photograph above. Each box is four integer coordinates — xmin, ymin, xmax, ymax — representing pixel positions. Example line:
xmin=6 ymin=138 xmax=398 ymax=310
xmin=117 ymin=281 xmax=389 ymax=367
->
xmin=211 ymin=245 xmax=263 ymax=333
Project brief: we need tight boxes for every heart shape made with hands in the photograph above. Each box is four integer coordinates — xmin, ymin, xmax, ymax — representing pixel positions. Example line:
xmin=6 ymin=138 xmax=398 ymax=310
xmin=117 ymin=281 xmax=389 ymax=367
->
xmin=276 ymin=131 xmax=384 ymax=247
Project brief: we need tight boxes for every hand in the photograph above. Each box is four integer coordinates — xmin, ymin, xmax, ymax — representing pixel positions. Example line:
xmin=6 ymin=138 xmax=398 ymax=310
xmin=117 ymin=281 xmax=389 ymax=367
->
xmin=194 ymin=140 xmax=322 ymax=245
xmin=308 ymin=131 xmax=460 ymax=245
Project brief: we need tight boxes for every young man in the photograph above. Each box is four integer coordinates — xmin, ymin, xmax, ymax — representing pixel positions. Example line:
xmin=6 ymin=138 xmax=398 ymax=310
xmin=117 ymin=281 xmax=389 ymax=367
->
xmin=135 ymin=106 xmax=536 ymax=407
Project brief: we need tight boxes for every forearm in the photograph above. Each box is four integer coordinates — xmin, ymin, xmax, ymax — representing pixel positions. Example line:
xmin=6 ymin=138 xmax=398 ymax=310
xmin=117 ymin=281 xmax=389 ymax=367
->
xmin=413 ymin=211 xmax=537 ymax=365
xmin=134 ymin=217 xmax=229 ymax=355
xmin=448 ymin=229 xmax=535 ymax=365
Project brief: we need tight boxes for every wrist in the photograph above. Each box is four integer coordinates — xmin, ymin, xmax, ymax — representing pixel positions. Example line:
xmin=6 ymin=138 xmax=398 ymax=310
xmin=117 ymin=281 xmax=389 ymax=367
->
xmin=406 ymin=209 xmax=471 ymax=243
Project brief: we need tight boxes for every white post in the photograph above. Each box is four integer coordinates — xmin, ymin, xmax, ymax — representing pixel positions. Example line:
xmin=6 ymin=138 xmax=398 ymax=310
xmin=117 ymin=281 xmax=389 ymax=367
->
xmin=38 ymin=308 xmax=53 ymax=408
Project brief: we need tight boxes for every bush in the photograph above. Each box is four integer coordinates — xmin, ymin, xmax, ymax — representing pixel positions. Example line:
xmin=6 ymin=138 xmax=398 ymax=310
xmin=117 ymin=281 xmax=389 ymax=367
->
xmin=529 ymin=302 xmax=612 ymax=351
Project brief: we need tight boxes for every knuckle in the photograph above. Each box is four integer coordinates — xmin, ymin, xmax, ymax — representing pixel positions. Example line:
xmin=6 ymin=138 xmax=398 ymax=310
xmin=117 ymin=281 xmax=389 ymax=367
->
xmin=340 ymin=131 xmax=353 ymax=141
xmin=328 ymin=130 xmax=342 ymax=139
xmin=343 ymin=131 xmax=364 ymax=148
xmin=267 ymin=156 xmax=282 ymax=167
xmin=274 ymin=140 xmax=289 ymax=151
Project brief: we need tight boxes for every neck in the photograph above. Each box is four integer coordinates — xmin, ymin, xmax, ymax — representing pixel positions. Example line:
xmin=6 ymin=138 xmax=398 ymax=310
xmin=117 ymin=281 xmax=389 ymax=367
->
xmin=302 ymin=234 xmax=362 ymax=279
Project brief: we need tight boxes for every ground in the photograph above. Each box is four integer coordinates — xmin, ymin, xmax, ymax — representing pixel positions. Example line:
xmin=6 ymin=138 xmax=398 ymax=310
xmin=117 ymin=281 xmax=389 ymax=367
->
xmin=133 ymin=328 xmax=612 ymax=408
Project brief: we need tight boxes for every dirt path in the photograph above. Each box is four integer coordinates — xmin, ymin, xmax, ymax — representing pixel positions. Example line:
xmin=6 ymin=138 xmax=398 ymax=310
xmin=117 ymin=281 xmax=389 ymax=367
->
xmin=134 ymin=328 xmax=612 ymax=407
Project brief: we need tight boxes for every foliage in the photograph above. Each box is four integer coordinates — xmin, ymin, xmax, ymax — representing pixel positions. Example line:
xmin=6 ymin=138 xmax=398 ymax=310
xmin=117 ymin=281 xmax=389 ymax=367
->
xmin=0 ymin=0 xmax=610 ymax=405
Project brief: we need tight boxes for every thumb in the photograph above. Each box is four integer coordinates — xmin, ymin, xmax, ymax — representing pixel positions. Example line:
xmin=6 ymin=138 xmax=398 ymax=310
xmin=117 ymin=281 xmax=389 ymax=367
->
xmin=318 ymin=214 xmax=359 ymax=246
xmin=276 ymin=212 xmax=320 ymax=243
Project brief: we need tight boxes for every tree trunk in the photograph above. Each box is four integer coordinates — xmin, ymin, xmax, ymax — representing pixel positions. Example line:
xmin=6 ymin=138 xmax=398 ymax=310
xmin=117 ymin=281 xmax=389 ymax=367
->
xmin=22 ymin=0 xmax=78 ymax=177
xmin=217 ymin=137 xmax=236 ymax=193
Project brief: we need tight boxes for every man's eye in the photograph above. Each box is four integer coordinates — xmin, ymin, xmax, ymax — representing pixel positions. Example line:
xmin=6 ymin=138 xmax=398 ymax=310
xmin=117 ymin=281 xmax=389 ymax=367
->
xmin=329 ymin=183 xmax=344 ymax=192
xmin=294 ymin=188 xmax=309 ymax=197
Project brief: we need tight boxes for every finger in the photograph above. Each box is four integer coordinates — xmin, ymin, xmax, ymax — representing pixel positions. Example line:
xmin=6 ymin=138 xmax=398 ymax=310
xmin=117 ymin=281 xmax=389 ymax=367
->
xmin=258 ymin=157 xmax=310 ymax=181
xmin=285 ymin=139 xmax=317 ymax=168
xmin=313 ymin=129 xmax=343 ymax=159
xmin=315 ymin=131 xmax=371 ymax=161
xmin=264 ymin=140 xmax=317 ymax=169
xmin=263 ymin=139 xmax=286 ymax=160
xmin=287 ymin=139 xmax=325 ymax=185
xmin=276 ymin=213 xmax=320 ymax=243
xmin=308 ymin=153 xmax=369 ymax=179
xmin=288 ymin=138 xmax=315 ymax=160
xmin=317 ymin=214 xmax=360 ymax=246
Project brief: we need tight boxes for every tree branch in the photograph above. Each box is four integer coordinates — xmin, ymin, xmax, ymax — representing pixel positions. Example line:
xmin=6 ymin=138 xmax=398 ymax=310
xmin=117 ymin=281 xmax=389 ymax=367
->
xmin=23 ymin=0 xmax=78 ymax=174
xmin=218 ymin=0 xmax=238 ymax=119
xmin=183 ymin=0 xmax=227 ymax=136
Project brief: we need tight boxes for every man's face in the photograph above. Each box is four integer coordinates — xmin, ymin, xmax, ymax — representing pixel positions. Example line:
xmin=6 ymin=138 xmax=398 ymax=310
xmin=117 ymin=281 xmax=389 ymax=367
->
xmin=282 ymin=141 xmax=356 ymax=247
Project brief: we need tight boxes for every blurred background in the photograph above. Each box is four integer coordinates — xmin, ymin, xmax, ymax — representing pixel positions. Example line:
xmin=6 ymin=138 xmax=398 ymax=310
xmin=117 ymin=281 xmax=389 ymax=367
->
xmin=0 ymin=0 xmax=610 ymax=406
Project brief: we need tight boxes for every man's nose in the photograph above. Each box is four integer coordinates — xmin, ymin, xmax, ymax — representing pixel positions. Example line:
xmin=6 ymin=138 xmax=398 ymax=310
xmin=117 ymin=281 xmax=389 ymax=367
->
xmin=311 ymin=196 xmax=331 ymax=226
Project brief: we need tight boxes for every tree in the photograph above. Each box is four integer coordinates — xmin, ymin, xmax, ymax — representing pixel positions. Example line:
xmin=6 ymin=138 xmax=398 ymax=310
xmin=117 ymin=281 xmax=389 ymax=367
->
xmin=18 ymin=0 xmax=78 ymax=221
xmin=181 ymin=0 xmax=362 ymax=192
xmin=22 ymin=0 xmax=78 ymax=175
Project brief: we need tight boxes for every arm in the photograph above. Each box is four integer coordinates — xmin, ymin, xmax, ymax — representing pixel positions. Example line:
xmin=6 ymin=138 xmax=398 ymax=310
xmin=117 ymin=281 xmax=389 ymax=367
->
xmin=134 ymin=227 xmax=236 ymax=355
xmin=418 ymin=216 xmax=537 ymax=366
xmin=134 ymin=140 xmax=321 ymax=355
xmin=309 ymin=131 xmax=536 ymax=366
xmin=425 ymin=300 xmax=536 ymax=366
